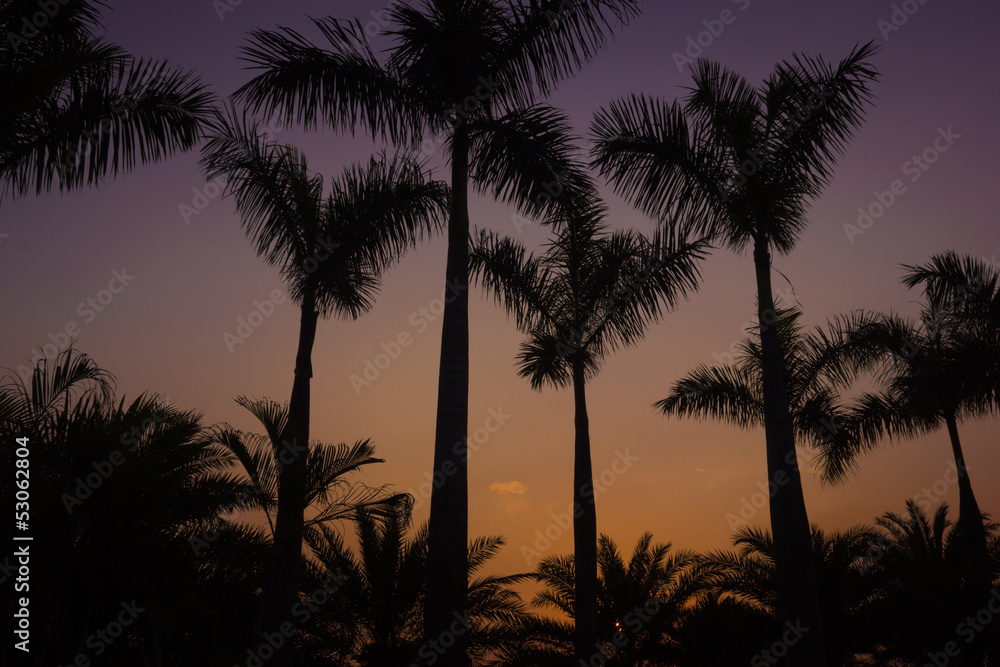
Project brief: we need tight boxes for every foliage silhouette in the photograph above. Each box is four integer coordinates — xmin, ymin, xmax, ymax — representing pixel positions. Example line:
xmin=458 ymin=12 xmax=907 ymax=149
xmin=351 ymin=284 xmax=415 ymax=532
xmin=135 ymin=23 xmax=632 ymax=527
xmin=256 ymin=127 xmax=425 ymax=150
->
xmin=232 ymin=2 xmax=641 ymax=659
xmin=0 ymin=350 xmax=268 ymax=666
xmin=201 ymin=110 xmax=449 ymax=659
xmin=298 ymin=507 xmax=536 ymax=666
xmin=592 ymin=42 xmax=881 ymax=666
xmin=471 ymin=188 xmax=706 ymax=657
xmin=0 ymin=0 xmax=213 ymax=199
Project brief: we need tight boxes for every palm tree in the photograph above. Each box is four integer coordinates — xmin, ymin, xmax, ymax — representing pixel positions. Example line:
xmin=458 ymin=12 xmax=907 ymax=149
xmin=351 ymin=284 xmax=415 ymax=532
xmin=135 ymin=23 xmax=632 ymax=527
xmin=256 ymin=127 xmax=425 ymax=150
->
xmin=470 ymin=195 xmax=707 ymax=660
xmin=0 ymin=350 xmax=268 ymax=666
xmin=510 ymin=532 xmax=715 ymax=666
xmin=697 ymin=525 xmax=888 ymax=666
xmin=232 ymin=2 xmax=641 ymax=657
xmin=817 ymin=256 xmax=1000 ymax=663
xmin=207 ymin=395 xmax=401 ymax=543
xmin=656 ymin=304 xmax=881 ymax=484
xmin=1 ymin=0 xmax=213 ymax=199
xmin=201 ymin=112 xmax=450 ymax=661
xmin=591 ymin=43 xmax=881 ymax=665
xmin=301 ymin=508 xmax=536 ymax=666
xmin=855 ymin=501 xmax=1000 ymax=665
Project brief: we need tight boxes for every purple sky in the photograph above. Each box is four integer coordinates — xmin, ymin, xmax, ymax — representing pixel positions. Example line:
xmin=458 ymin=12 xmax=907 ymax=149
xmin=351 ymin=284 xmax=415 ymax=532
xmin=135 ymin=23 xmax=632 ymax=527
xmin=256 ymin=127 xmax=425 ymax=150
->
xmin=3 ymin=0 xmax=999 ymax=578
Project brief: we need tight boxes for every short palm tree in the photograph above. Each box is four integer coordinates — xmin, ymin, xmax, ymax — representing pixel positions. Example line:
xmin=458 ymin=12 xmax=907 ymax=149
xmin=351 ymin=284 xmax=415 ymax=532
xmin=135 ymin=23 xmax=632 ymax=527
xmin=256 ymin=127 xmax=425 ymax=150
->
xmin=656 ymin=305 xmax=881 ymax=483
xmin=301 ymin=508 xmax=535 ymax=666
xmin=591 ymin=44 xmax=880 ymax=665
xmin=232 ymin=2 xmax=641 ymax=656
xmin=699 ymin=525 xmax=887 ymax=666
xmin=0 ymin=350 xmax=267 ymax=666
xmin=201 ymin=112 xmax=449 ymax=658
xmin=860 ymin=501 xmax=1000 ymax=664
xmin=207 ymin=395 xmax=400 ymax=544
xmin=471 ymin=193 xmax=707 ymax=660
xmin=0 ymin=0 xmax=213 ymax=199
xmin=511 ymin=532 xmax=714 ymax=666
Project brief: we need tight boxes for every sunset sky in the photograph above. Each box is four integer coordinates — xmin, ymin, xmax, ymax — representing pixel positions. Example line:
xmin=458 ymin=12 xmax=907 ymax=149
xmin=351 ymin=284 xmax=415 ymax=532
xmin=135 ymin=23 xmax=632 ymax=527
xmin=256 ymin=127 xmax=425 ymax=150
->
xmin=3 ymin=0 xmax=1000 ymax=582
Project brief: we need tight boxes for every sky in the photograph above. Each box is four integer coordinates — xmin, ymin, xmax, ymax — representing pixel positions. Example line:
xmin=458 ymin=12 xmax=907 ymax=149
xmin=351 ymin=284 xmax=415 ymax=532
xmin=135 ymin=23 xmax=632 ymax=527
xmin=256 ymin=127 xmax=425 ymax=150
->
xmin=3 ymin=0 xmax=1000 ymax=584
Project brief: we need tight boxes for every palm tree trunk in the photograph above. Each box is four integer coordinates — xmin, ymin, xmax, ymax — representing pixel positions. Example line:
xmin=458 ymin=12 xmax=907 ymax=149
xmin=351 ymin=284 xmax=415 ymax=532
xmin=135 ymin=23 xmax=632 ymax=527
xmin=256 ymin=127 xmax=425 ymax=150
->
xmin=943 ymin=412 xmax=994 ymax=665
xmin=572 ymin=359 xmax=599 ymax=662
xmin=425 ymin=126 xmax=470 ymax=667
xmin=752 ymin=239 xmax=828 ymax=667
xmin=259 ymin=287 xmax=318 ymax=666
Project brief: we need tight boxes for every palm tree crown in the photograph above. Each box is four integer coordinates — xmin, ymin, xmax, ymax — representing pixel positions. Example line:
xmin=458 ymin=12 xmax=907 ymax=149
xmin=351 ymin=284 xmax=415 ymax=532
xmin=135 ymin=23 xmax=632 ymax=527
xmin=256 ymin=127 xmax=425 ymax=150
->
xmin=1 ymin=0 xmax=214 ymax=199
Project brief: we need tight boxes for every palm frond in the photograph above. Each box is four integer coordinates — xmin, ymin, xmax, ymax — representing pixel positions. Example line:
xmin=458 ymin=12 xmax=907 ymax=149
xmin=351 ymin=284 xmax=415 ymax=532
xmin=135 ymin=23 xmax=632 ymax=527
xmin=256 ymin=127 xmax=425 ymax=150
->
xmin=235 ymin=17 xmax=421 ymax=143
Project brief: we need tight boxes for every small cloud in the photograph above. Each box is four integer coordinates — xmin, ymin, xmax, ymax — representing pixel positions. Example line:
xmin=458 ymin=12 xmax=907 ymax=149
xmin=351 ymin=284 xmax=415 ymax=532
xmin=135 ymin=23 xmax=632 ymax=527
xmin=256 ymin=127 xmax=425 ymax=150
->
xmin=490 ymin=481 xmax=527 ymax=495
xmin=694 ymin=467 xmax=705 ymax=473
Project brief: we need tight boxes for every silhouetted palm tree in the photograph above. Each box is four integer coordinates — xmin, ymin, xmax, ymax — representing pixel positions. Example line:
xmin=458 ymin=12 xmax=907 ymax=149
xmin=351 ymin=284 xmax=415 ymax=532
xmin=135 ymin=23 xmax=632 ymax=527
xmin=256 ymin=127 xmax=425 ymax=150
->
xmin=699 ymin=525 xmax=887 ymax=666
xmin=657 ymin=305 xmax=880 ymax=482
xmin=857 ymin=501 xmax=999 ymax=665
xmin=0 ymin=350 xmax=267 ymax=666
xmin=201 ymin=111 xmax=449 ymax=657
xmin=232 ymin=2 xmax=641 ymax=657
xmin=301 ymin=508 xmax=535 ymax=666
xmin=591 ymin=43 xmax=880 ymax=665
xmin=507 ymin=532 xmax=714 ymax=666
xmin=819 ymin=256 xmax=1000 ymax=664
xmin=208 ymin=395 xmax=400 ymax=542
xmin=471 ymin=193 xmax=706 ymax=658
xmin=0 ymin=0 xmax=213 ymax=199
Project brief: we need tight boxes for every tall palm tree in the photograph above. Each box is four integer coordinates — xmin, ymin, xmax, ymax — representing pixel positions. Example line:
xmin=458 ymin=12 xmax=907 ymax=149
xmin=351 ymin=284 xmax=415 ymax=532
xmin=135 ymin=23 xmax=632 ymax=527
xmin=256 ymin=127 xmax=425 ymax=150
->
xmin=301 ymin=508 xmax=536 ymax=666
xmin=0 ymin=0 xmax=213 ymax=199
xmin=231 ymin=3 xmax=641 ymax=657
xmin=470 ymin=194 xmax=707 ymax=660
xmin=591 ymin=44 xmax=881 ymax=665
xmin=201 ymin=113 xmax=449 ymax=662
xmin=818 ymin=255 xmax=1000 ymax=663
xmin=656 ymin=305 xmax=881 ymax=483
